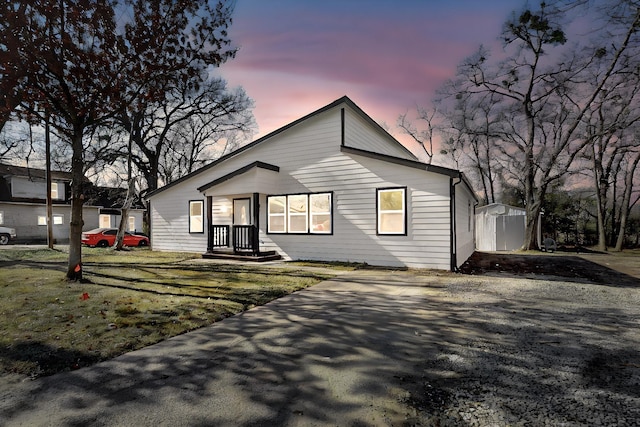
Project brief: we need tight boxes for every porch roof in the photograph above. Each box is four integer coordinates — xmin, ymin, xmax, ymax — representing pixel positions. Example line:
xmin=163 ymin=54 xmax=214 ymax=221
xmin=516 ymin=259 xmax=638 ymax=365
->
xmin=197 ymin=161 xmax=280 ymax=195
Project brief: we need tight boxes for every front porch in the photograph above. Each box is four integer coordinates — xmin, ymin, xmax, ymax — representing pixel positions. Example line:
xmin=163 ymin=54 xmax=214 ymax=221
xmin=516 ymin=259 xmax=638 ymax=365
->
xmin=202 ymin=224 xmax=282 ymax=262
xmin=197 ymin=162 xmax=282 ymax=262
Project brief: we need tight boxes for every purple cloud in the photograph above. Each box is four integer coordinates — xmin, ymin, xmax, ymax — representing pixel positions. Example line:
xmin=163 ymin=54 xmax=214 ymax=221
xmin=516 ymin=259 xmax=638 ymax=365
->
xmin=219 ymin=0 xmax=517 ymax=155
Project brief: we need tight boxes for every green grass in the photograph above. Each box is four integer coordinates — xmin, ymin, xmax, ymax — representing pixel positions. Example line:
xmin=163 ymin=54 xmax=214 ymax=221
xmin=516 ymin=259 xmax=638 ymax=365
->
xmin=0 ymin=248 xmax=334 ymax=378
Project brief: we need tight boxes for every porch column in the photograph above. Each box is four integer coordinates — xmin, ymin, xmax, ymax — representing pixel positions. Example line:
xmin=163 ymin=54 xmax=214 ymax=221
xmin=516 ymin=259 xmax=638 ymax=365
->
xmin=206 ymin=195 xmax=213 ymax=253
xmin=252 ymin=192 xmax=259 ymax=255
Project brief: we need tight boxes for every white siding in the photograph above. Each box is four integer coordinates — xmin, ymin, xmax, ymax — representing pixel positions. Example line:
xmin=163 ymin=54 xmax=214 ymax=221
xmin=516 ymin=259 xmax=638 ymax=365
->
xmin=150 ymin=107 xmax=342 ymax=253
xmin=454 ymin=181 xmax=476 ymax=268
xmin=149 ymin=100 xmax=462 ymax=270
xmin=344 ymin=108 xmax=417 ymax=160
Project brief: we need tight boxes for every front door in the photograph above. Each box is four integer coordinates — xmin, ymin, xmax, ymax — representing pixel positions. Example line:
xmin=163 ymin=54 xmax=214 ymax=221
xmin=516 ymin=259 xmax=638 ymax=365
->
xmin=233 ymin=198 xmax=251 ymax=225
xmin=232 ymin=198 xmax=256 ymax=253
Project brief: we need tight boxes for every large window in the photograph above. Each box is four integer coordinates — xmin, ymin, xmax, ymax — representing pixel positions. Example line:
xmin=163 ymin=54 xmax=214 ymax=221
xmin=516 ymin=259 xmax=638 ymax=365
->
xmin=128 ymin=216 xmax=136 ymax=232
xmin=268 ymin=192 xmax=332 ymax=234
xmin=189 ymin=200 xmax=204 ymax=233
xmin=0 ymin=211 xmax=4 ymax=225
xmin=377 ymin=187 xmax=406 ymax=235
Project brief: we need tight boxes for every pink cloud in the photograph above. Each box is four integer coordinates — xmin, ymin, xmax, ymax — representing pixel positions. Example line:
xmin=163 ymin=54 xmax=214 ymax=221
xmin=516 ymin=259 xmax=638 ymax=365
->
xmin=219 ymin=0 xmax=516 ymax=157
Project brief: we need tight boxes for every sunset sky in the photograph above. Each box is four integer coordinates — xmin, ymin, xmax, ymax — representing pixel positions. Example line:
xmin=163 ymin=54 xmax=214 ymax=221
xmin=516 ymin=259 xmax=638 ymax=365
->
xmin=218 ymin=0 xmax=518 ymax=159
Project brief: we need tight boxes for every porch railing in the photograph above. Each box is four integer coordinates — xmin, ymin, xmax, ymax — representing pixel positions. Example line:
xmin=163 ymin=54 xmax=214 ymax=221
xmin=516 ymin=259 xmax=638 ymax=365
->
xmin=210 ymin=225 xmax=229 ymax=248
xmin=233 ymin=225 xmax=258 ymax=254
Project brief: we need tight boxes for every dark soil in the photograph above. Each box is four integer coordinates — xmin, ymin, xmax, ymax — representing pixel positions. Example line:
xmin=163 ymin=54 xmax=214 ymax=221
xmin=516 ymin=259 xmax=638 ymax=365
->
xmin=459 ymin=250 xmax=640 ymax=288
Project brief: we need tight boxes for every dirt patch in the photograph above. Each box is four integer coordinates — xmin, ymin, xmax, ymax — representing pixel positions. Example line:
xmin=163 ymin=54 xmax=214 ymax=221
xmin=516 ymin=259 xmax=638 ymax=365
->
xmin=460 ymin=250 xmax=640 ymax=287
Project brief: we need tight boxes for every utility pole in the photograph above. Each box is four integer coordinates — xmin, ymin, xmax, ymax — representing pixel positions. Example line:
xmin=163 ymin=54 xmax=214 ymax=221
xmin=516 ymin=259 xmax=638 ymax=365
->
xmin=45 ymin=113 xmax=54 ymax=249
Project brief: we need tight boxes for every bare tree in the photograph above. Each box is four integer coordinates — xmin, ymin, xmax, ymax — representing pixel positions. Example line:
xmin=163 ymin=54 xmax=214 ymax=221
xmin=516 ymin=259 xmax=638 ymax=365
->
xmin=614 ymin=146 xmax=640 ymax=250
xmin=398 ymin=106 xmax=437 ymax=163
xmin=160 ymin=82 xmax=255 ymax=185
xmin=1 ymin=0 xmax=237 ymax=280
xmin=437 ymin=1 xmax=640 ymax=250
xmin=118 ymin=77 xmax=255 ymax=193
xmin=436 ymin=72 xmax=505 ymax=205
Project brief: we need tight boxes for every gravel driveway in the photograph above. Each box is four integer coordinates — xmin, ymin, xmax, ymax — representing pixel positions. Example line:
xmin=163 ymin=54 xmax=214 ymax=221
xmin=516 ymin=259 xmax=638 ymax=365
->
xmin=412 ymin=271 xmax=640 ymax=426
xmin=1 ymin=258 xmax=639 ymax=426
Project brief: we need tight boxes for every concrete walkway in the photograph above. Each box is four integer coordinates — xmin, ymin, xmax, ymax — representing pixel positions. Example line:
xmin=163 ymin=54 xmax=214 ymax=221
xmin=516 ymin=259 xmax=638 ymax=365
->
xmin=0 ymin=271 xmax=439 ymax=427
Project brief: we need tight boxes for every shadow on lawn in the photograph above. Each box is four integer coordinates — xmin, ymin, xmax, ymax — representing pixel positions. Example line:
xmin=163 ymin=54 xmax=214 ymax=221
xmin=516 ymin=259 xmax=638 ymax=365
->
xmin=0 ymin=341 xmax=102 ymax=377
xmin=1 ymin=272 xmax=639 ymax=426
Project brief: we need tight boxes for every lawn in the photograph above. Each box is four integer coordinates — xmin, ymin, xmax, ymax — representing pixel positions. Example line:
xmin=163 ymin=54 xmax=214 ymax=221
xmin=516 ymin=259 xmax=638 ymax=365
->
xmin=0 ymin=247 xmax=334 ymax=378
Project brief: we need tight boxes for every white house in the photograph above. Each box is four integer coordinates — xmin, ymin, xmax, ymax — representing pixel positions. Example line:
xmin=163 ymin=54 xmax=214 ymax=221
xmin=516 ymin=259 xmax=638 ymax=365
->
xmin=145 ymin=96 xmax=477 ymax=271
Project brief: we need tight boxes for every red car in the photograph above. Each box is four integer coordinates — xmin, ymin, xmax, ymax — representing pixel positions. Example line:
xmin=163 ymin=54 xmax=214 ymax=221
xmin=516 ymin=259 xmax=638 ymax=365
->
xmin=81 ymin=228 xmax=149 ymax=248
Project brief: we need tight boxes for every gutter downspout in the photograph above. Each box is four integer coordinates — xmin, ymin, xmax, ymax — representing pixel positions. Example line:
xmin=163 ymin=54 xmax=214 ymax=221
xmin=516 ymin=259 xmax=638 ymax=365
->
xmin=473 ymin=200 xmax=479 ymax=254
xmin=450 ymin=175 xmax=463 ymax=272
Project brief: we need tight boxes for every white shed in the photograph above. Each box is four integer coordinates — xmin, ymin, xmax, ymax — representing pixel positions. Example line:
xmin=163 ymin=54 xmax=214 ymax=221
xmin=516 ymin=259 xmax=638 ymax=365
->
xmin=146 ymin=96 xmax=478 ymax=271
xmin=475 ymin=203 xmax=528 ymax=251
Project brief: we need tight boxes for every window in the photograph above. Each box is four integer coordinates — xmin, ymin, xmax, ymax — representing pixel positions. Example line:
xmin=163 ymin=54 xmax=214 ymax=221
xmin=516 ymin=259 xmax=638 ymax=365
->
xmin=37 ymin=214 xmax=64 ymax=225
xmin=51 ymin=182 xmax=59 ymax=200
xmin=310 ymin=193 xmax=331 ymax=233
xmin=0 ymin=211 xmax=3 ymax=225
xmin=377 ymin=188 xmax=406 ymax=235
xmin=287 ymin=194 xmax=308 ymax=233
xmin=189 ymin=200 xmax=204 ymax=233
xmin=268 ymin=196 xmax=286 ymax=233
xmin=267 ymin=192 xmax=332 ymax=234
xmin=99 ymin=214 xmax=111 ymax=228
xmin=128 ymin=216 xmax=136 ymax=232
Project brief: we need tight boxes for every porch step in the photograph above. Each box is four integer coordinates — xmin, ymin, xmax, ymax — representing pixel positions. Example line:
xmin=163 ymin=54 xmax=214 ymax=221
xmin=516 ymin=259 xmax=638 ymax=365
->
xmin=202 ymin=250 xmax=282 ymax=262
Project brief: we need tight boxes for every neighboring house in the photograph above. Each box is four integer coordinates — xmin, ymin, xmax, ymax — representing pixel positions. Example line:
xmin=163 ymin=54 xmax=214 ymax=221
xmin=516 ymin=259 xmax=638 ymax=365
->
xmin=146 ymin=96 xmax=477 ymax=271
xmin=475 ymin=203 xmax=541 ymax=251
xmin=0 ymin=163 xmax=145 ymax=243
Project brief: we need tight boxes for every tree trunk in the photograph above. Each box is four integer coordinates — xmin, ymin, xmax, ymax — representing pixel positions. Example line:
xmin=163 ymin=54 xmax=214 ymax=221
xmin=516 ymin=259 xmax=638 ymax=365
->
xmin=523 ymin=202 xmax=541 ymax=250
xmin=594 ymin=185 xmax=608 ymax=251
xmin=114 ymin=207 xmax=130 ymax=250
xmin=114 ymin=177 xmax=136 ymax=250
xmin=614 ymin=151 xmax=640 ymax=251
xmin=591 ymin=145 xmax=608 ymax=251
xmin=45 ymin=116 xmax=54 ymax=249
xmin=66 ymin=127 xmax=85 ymax=280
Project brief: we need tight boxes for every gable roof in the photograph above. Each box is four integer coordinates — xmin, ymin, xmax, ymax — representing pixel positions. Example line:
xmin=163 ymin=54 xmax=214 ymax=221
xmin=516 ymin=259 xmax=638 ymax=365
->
xmin=197 ymin=161 xmax=280 ymax=192
xmin=146 ymin=96 xmax=416 ymax=199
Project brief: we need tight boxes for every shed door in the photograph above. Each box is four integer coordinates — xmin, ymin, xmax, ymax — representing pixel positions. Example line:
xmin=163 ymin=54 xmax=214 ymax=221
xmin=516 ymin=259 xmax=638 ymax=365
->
xmin=496 ymin=215 xmax=525 ymax=251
